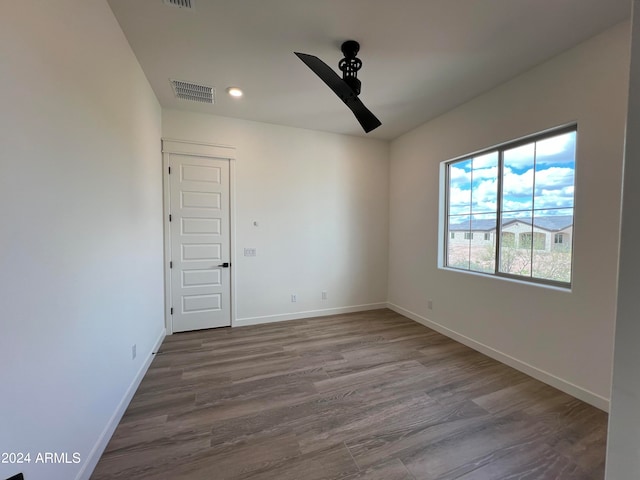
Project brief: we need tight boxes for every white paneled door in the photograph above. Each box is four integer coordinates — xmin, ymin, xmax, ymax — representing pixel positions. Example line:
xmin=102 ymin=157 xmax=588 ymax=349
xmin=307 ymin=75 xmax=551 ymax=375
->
xmin=168 ymin=154 xmax=231 ymax=332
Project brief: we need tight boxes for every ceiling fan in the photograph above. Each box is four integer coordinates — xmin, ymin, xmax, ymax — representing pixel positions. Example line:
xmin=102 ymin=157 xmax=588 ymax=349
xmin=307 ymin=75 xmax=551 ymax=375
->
xmin=295 ymin=40 xmax=382 ymax=133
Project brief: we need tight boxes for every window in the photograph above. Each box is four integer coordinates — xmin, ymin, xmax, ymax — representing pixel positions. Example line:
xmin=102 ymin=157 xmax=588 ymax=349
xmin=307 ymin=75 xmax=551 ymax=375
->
xmin=450 ymin=232 xmax=455 ymax=239
xmin=444 ymin=126 xmax=576 ymax=285
xmin=519 ymin=232 xmax=546 ymax=250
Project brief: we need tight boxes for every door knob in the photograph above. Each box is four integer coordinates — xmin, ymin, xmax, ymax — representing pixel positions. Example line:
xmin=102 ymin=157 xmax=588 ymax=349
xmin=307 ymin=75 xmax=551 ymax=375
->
xmin=218 ymin=262 xmax=230 ymax=268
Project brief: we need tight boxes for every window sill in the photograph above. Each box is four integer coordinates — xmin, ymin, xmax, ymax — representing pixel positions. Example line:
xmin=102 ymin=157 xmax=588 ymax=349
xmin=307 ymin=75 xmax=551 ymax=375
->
xmin=439 ymin=266 xmax=572 ymax=292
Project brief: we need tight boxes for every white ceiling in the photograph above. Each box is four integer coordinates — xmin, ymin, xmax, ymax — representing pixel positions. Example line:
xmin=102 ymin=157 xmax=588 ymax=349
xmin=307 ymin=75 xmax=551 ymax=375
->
xmin=107 ymin=0 xmax=630 ymax=140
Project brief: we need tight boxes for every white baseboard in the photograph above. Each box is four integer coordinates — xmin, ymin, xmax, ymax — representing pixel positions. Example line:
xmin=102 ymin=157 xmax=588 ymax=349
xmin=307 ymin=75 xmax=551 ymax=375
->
xmin=387 ymin=303 xmax=610 ymax=412
xmin=76 ymin=327 xmax=166 ymax=480
xmin=234 ymin=303 xmax=387 ymax=327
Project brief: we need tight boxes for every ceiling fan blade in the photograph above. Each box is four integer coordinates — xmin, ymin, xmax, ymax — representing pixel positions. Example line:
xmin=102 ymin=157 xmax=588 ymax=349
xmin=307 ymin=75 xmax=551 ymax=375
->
xmin=295 ymin=52 xmax=382 ymax=133
xmin=294 ymin=52 xmax=357 ymax=103
xmin=346 ymin=97 xmax=382 ymax=133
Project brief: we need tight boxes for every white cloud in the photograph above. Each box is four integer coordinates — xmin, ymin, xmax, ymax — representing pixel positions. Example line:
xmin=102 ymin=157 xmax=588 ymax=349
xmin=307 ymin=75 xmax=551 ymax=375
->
xmin=472 ymin=152 xmax=498 ymax=169
xmin=472 ymin=166 xmax=498 ymax=180
xmin=449 ymin=157 xmax=574 ymax=215
xmin=502 ymin=132 xmax=576 ymax=168
xmin=450 ymin=186 xmax=471 ymax=208
xmin=534 ymin=167 xmax=574 ymax=189
xmin=537 ymin=133 xmax=574 ymax=158
xmin=450 ymin=165 xmax=468 ymax=178
xmin=449 ymin=167 xmax=470 ymax=196
xmin=504 ymin=144 xmax=535 ymax=169
xmin=471 ymin=178 xmax=497 ymax=213
xmin=503 ymin=168 xmax=534 ymax=195
xmin=450 ymin=162 xmax=497 ymax=189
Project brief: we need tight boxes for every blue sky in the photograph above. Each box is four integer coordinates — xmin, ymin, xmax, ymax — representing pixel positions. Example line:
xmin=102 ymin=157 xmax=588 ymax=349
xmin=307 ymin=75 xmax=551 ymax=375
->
xmin=448 ymin=131 xmax=576 ymax=223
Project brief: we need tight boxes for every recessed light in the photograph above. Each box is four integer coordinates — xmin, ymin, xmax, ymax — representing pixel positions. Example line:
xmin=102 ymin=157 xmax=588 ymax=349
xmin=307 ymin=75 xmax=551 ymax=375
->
xmin=226 ymin=87 xmax=243 ymax=98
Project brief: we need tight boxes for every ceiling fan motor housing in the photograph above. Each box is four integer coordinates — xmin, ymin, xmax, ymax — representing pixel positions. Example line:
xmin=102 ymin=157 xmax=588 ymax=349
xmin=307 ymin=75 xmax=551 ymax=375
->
xmin=339 ymin=40 xmax=362 ymax=95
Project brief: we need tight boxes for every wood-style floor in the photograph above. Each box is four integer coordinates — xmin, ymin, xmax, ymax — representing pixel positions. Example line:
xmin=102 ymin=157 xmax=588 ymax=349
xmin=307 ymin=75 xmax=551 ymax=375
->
xmin=91 ymin=309 xmax=607 ymax=480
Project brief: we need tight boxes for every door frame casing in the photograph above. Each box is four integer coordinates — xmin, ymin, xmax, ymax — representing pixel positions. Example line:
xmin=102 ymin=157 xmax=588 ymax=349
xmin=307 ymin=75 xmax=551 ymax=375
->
xmin=162 ymin=138 xmax=237 ymax=335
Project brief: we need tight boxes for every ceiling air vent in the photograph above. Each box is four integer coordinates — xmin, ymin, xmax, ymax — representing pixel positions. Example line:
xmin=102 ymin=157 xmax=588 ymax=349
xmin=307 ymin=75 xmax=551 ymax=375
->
xmin=163 ymin=0 xmax=194 ymax=9
xmin=170 ymin=80 xmax=214 ymax=104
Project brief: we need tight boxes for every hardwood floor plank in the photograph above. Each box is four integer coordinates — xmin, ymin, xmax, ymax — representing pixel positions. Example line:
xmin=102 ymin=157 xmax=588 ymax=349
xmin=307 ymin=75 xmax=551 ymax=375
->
xmin=102 ymin=414 xmax=170 ymax=452
xmin=123 ymin=390 xmax=197 ymax=420
xmin=151 ymin=373 xmax=320 ymax=434
xmin=345 ymin=401 xmax=491 ymax=470
xmin=240 ymin=443 xmax=359 ymax=480
xmin=452 ymin=441 xmax=594 ymax=480
xmin=205 ymin=393 xmax=347 ymax=448
xmin=315 ymin=360 xmax=432 ymax=393
xmin=546 ymin=420 xmax=608 ymax=478
xmin=472 ymin=377 xmax=569 ymax=415
xmin=91 ymin=436 xmax=212 ymax=479
xmin=282 ymin=333 xmax=388 ymax=356
xmin=91 ymin=309 xmax=607 ymax=480
xmin=344 ymin=458 xmax=416 ymax=480
xmin=162 ymin=432 xmax=303 ymax=480
xmin=295 ymin=392 xmax=436 ymax=454
xmin=398 ymin=412 xmax=553 ymax=479
xmin=426 ymin=363 xmax=531 ymax=407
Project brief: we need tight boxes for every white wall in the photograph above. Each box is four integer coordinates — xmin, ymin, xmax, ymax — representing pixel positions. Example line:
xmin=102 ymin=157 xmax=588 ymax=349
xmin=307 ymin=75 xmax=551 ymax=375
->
xmin=388 ymin=22 xmax=630 ymax=408
xmin=606 ymin=2 xmax=640 ymax=477
xmin=0 ymin=1 xmax=164 ymax=479
xmin=0 ymin=2 xmax=627 ymax=478
xmin=163 ymin=111 xmax=389 ymax=324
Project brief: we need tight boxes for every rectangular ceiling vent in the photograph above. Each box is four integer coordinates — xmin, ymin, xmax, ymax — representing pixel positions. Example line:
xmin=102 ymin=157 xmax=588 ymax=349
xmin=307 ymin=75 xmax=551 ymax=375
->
xmin=163 ymin=0 xmax=194 ymax=9
xmin=170 ymin=79 xmax=214 ymax=104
